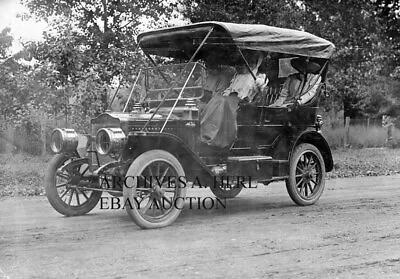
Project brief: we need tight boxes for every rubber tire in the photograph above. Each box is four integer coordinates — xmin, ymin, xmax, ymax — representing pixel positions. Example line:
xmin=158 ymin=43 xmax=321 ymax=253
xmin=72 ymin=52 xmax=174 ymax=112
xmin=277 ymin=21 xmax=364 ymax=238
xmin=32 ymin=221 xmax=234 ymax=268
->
xmin=209 ymin=183 xmax=243 ymax=199
xmin=123 ymin=150 xmax=187 ymax=229
xmin=45 ymin=154 xmax=102 ymax=216
xmin=286 ymin=143 xmax=326 ymax=206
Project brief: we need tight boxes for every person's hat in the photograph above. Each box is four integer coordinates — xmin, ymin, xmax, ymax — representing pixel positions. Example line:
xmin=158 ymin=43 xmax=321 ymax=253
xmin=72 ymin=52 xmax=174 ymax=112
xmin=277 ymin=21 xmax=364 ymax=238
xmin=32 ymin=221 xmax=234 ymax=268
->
xmin=290 ymin=58 xmax=321 ymax=74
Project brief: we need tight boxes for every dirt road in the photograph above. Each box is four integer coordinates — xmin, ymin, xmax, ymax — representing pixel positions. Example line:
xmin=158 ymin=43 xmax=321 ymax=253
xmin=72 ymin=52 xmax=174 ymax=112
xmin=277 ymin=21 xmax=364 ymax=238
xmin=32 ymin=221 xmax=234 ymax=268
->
xmin=1 ymin=175 xmax=400 ymax=278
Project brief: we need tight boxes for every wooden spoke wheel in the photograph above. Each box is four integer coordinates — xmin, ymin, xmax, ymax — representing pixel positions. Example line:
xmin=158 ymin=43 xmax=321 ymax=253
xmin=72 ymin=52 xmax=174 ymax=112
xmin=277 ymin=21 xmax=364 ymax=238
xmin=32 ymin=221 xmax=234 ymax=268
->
xmin=286 ymin=143 xmax=326 ymax=205
xmin=45 ymin=154 xmax=102 ymax=216
xmin=123 ymin=150 xmax=187 ymax=229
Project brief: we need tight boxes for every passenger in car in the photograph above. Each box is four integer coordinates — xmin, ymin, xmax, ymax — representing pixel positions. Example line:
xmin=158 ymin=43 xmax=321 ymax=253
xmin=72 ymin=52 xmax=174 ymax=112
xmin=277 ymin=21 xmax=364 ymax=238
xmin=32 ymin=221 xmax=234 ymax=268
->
xmin=252 ymin=54 xmax=281 ymax=105
xmin=270 ymin=57 xmax=321 ymax=107
xmin=203 ymin=65 xmax=236 ymax=99
xmin=199 ymin=62 xmax=235 ymax=116
xmin=199 ymin=51 xmax=269 ymax=148
xmin=222 ymin=50 xmax=269 ymax=103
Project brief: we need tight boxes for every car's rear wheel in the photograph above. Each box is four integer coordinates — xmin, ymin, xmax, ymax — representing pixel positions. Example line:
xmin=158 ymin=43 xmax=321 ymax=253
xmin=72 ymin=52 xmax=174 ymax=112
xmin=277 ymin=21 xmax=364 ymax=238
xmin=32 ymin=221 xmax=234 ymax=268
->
xmin=123 ymin=150 xmax=187 ymax=229
xmin=45 ymin=154 xmax=102 ymax=216
xmin=286 ymin=143 xmax=326 ymax=205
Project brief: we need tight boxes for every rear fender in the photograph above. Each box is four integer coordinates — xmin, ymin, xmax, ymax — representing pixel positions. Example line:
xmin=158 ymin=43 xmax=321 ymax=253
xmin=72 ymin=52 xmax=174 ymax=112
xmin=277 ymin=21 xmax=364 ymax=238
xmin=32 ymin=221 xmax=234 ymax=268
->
xmin=290 ymin=130 xmax=333 ymax=172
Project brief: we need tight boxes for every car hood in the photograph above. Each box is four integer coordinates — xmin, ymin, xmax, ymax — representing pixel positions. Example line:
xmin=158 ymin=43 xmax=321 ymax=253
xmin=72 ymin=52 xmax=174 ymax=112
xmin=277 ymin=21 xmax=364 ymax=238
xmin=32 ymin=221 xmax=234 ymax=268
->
xmin=91 ymin=111 xmax=164 ymax=125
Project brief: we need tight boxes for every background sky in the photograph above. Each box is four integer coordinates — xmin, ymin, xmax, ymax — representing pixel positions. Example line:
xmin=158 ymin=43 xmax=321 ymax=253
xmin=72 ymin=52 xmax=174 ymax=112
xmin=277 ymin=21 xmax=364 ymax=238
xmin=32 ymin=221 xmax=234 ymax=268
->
xmin=0 ymin=0 xmax=47 ymax=53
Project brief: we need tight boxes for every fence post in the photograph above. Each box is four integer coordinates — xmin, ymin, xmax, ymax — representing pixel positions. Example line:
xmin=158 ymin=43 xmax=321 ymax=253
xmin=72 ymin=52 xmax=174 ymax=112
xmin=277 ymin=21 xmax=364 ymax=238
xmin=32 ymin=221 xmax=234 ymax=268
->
xmin=6 ymin=126 xmax=15 ymax=153
xmin=41 ymin=114 xmax=47 ymax=157
xmin=344 ymin=116 xmax=350 ymax=147
xmin=387 ymin=119 xmax=393 ymax=145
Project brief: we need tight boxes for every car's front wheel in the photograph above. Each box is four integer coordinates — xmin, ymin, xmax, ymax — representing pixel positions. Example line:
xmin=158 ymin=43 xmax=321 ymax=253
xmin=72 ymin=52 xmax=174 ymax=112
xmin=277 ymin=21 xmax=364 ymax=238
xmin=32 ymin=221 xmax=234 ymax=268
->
xmin=45 ymin=154 xmax=102 ymax=216
xmin=286 ymin=143 xmax=326 ymax=205
xmin=123 ymin=150 xmax=187 ymax=229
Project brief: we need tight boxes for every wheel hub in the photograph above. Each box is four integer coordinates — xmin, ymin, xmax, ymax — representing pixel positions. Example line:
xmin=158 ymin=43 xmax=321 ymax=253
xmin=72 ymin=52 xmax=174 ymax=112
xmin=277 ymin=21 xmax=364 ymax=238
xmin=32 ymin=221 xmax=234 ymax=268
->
xmin=302 ymin=169 xmax=313 ymax=182
xmin=151 ymin=185 xmax=164 ymax=199
xmin=70 ymin=175 xmax=81 ymax=185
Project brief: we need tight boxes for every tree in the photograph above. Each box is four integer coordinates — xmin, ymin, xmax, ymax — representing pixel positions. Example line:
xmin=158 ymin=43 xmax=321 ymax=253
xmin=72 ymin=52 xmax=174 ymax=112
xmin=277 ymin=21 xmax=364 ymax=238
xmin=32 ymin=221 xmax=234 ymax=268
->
xmin=20 ymin=0 xmax=175 ymax=121
xmin=180 ymin=0 xmax=397 ymax=120
xmin=0 ymin=27 xmax=13 ymax=59
xmin=0 ymin=27 xmax=46 ymax=154
xmin=180 ymin=0 xmax=304 ymax=28
xmin=0 ymin=27 xmax=29 ymax=123
xmin=373 ymin=0 xmax=400 ymax=45
xmin=301 ymin=0 xmax=395 ymax=119
xmin=23 ymin=0 xmax=174 ymax=82
xmin=373 ymin=0 xmax=400 ymax=75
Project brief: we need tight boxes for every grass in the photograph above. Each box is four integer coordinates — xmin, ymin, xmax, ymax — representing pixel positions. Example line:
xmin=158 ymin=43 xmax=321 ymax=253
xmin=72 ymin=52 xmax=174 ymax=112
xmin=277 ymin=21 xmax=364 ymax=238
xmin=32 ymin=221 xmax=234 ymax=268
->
xmin=1 ymin=148 xmax=400 ymax=197
xmin=322 ymin=125 xmax=400 ymax=149
xmin=0 ymin=153 xmax=52 ymax=197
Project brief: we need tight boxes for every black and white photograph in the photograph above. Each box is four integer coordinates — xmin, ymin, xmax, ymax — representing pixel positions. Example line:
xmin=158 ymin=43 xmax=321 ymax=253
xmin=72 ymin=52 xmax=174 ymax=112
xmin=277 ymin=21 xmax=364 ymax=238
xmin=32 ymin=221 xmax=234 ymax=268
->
xmin=1 ymin=0 xmax=400 ymax=278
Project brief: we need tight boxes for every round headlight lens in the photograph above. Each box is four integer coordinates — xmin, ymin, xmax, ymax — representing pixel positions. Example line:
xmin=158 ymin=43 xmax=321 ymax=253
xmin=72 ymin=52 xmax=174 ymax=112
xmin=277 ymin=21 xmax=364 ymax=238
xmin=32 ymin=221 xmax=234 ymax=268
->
xmin=96 ymin=129 xmax=111 ymax=155
xmin=95 ymin=128 xmax=126 ymax=155
xmin=50 ymin=129 xmax=63 ymax=153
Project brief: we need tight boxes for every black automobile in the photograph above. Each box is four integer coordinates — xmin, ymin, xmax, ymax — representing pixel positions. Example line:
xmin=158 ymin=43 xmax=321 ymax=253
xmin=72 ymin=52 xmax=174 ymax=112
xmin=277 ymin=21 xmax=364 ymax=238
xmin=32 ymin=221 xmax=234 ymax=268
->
xmin=46 ymin=22 xmax=335 ymax=229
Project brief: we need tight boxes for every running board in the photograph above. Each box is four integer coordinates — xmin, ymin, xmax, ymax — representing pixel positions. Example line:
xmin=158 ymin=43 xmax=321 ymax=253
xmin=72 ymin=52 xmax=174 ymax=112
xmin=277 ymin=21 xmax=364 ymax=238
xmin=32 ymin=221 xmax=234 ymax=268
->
xmin=227 ymin=155 xmax=273 ymax=180
xmin=228 ymin=155 xmax=272 ymax=161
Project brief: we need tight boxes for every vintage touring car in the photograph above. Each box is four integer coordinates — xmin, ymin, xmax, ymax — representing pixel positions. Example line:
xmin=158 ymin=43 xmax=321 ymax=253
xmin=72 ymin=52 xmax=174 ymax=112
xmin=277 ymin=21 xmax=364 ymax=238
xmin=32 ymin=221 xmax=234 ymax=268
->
xmin=46 ymin=21 xmax=335 ymax=229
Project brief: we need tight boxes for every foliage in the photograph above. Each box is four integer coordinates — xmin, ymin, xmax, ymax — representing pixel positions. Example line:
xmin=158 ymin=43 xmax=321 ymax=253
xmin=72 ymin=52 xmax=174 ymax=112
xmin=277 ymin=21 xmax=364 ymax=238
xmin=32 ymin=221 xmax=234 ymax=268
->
xmin=180 ymin=0 xmax=304 ymax=28
xmin=0 ymin=0 xmax=176 ymax=148
xmin=180 ymin=0 xmax=400 ymax=119
xmin=22 ymin=0 xmax=173 ymax=83
xmin=0 ymin=28 xmax=37 ymax=125
xmin=301 ymin=0 xmax=394 ymax=119
xmin=0 ymin=27 xmax=13 ymax=59
xmin=391 ymin=66 xmax=400 ymax=80
xmin=373 ymin=0 xmax=400 ymax=67
xmin=18 ymin=0 xmax=174 ymax=123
